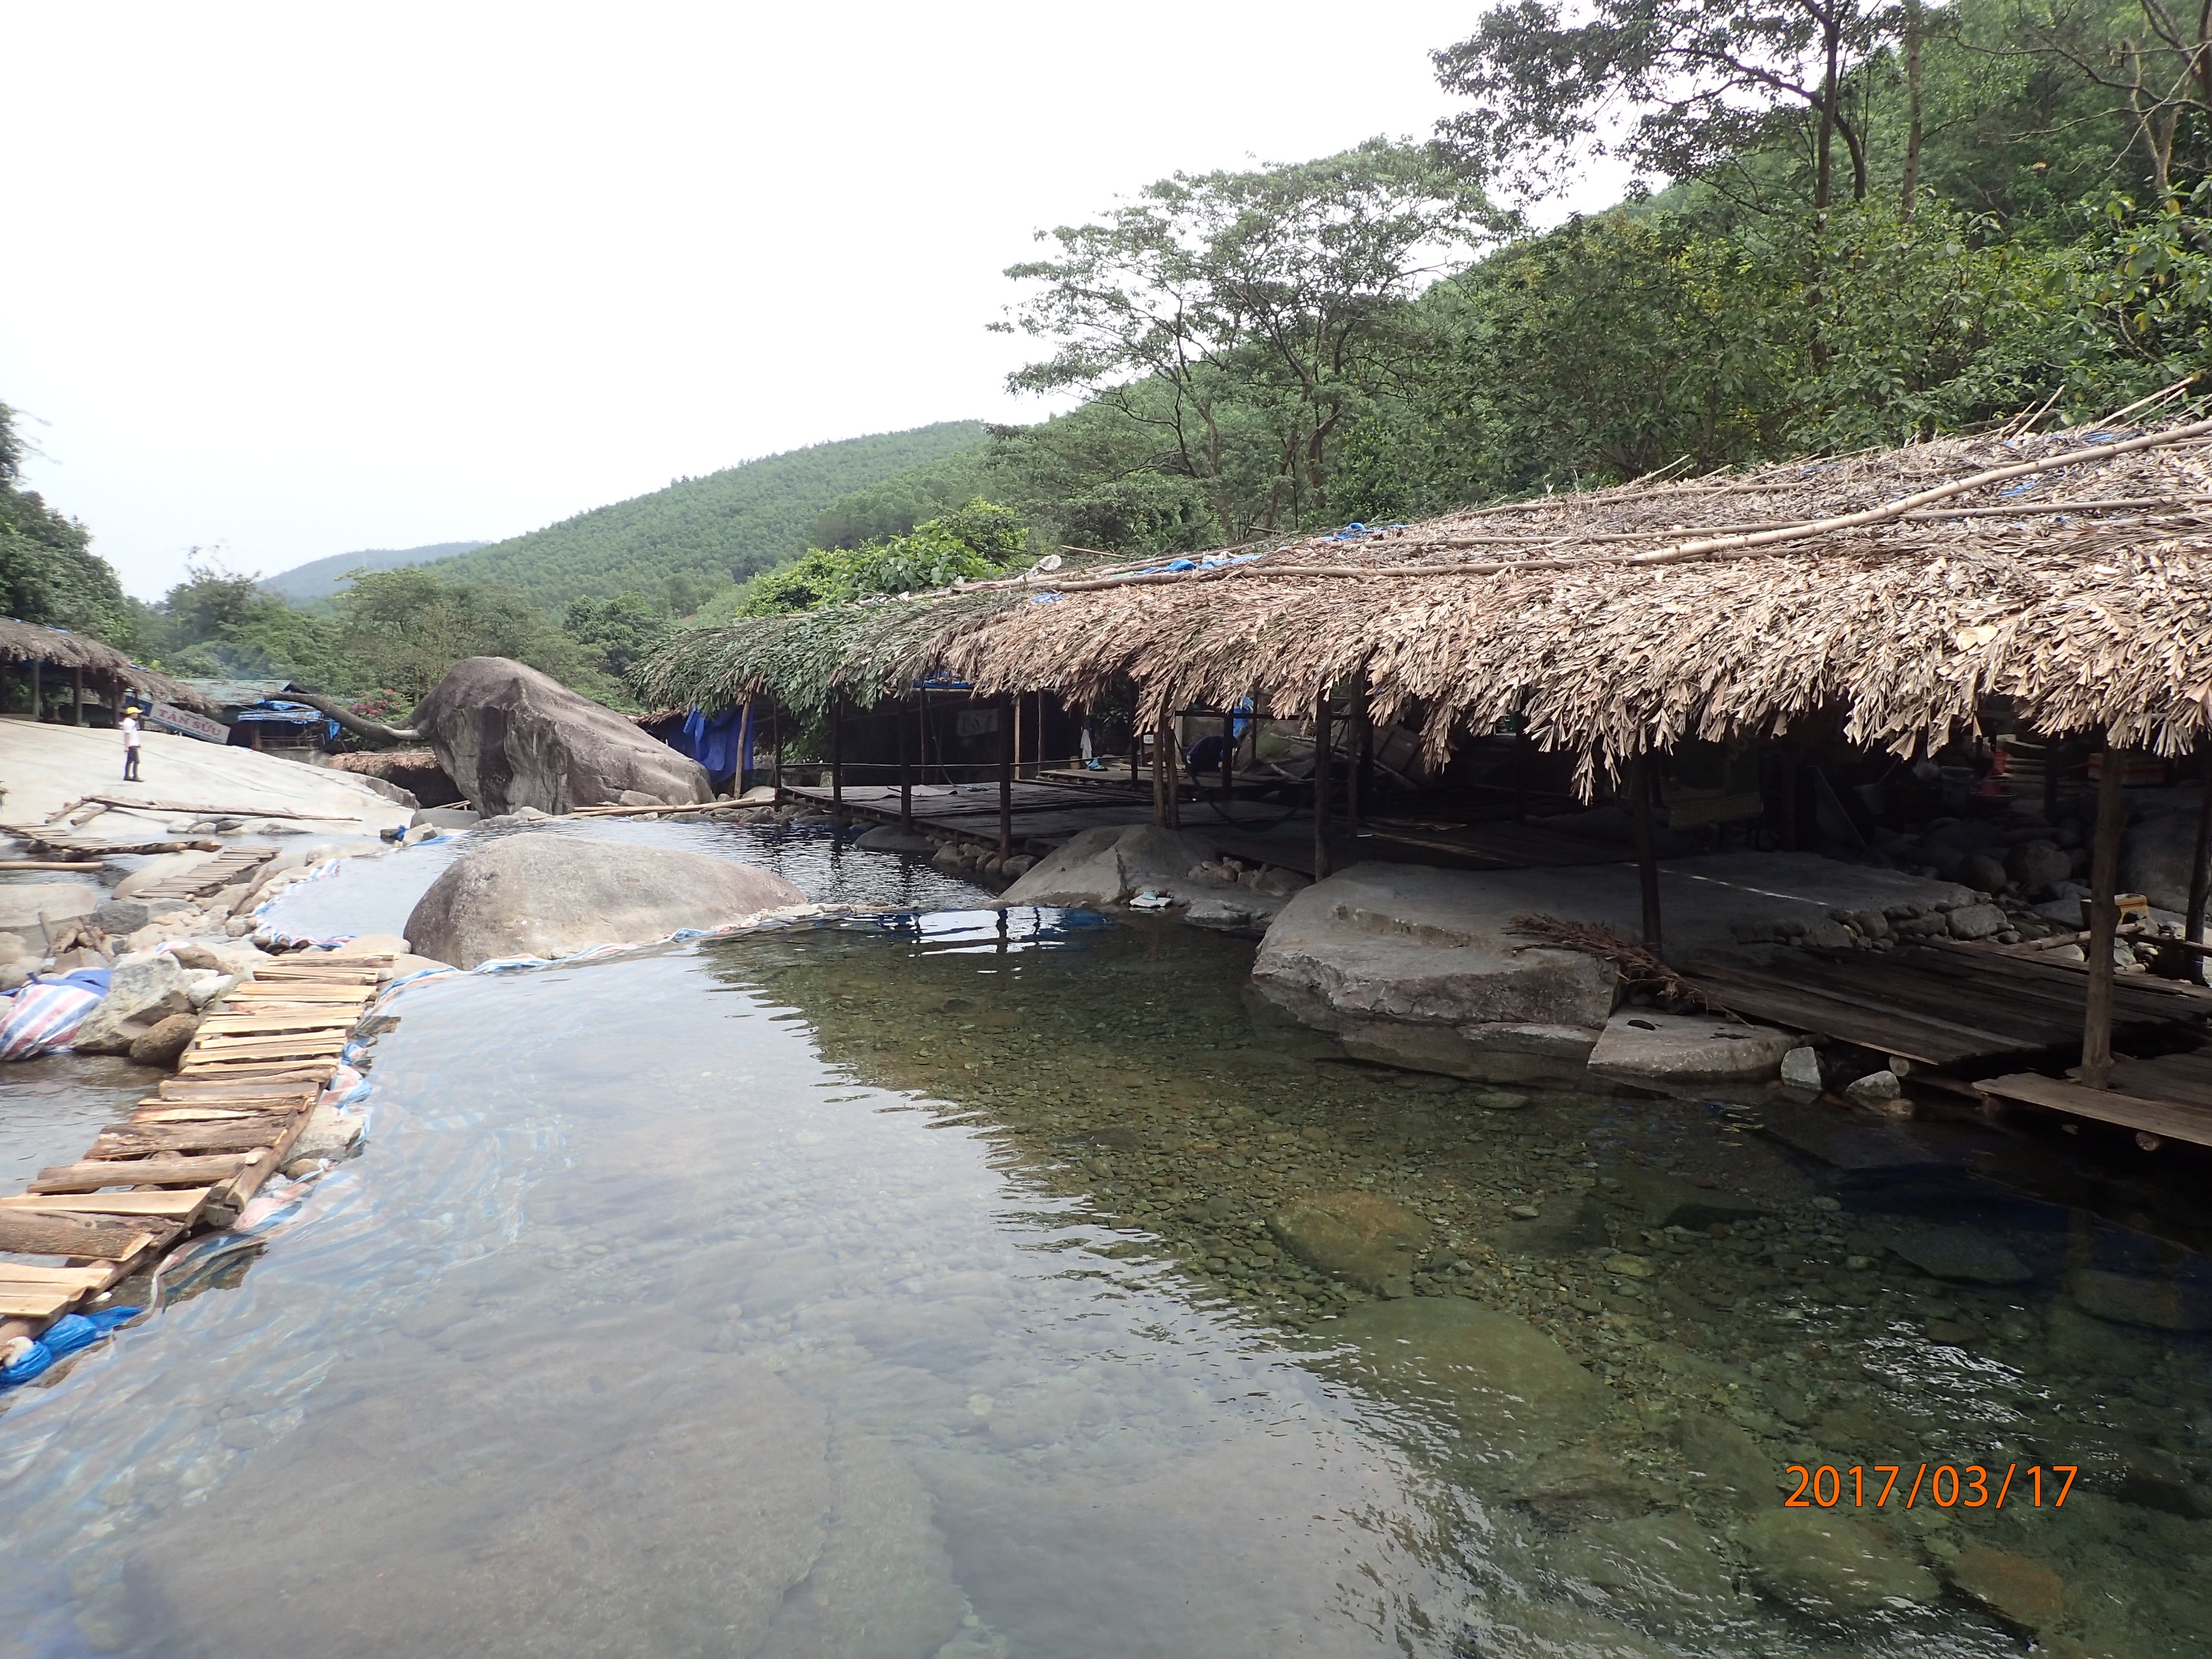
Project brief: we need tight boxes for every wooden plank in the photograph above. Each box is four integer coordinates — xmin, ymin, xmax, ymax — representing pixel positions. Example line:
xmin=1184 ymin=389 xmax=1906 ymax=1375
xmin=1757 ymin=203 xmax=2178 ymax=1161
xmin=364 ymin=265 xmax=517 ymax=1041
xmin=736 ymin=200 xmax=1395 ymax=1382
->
xmin=197 ymin=1011 xmax=359 ymax=1032
xmin=0 ymin=1273 xmax=114 ymax=1301
xmin=187 ymin=1037 xmax=349 ymax=1058
xmin=90 ymin=1117 xmax=290 ymax=1157
xmin=30 ymin=1153 xmax=256 ymax=1193
xmin=2 ymin=1189 xmax=213 ymax=1221
xmin=1978 ymin=1073 xmax=2212 ymax=1148
xmin=1679 ymin=965 xmax=2013 ymax=1065
xmin=0 ymin=1210 xmax=168 ymax=1260
xmin=0 ymin=1285 xmax=79 ymax=1319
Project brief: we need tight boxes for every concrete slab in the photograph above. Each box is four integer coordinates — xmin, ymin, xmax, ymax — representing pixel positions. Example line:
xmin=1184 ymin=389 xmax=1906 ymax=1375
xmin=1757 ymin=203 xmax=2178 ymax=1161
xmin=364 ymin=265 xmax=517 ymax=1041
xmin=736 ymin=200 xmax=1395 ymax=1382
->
xmin=0 ymin=722 xmax=410 ymax=845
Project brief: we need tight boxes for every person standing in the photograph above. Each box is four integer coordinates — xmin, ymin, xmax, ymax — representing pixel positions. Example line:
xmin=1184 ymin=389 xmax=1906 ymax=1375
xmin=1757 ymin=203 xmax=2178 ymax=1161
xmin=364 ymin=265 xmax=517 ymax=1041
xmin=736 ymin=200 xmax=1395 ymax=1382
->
xmin=121 ymin=706 xmax=142 ymax=781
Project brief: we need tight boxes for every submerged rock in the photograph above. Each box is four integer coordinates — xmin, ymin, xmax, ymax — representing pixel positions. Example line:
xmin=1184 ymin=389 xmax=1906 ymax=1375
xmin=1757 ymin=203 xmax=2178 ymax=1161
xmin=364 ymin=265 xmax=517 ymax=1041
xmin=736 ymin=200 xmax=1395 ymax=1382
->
xmin=1947 ymin=1548 xmax=2065 ymax=1631
xmin=2067 ymin=1266 xmax=2212 ymax=1331
xmin=1546 ymin=1511 xmax=1742 ymax=1629
xmin=853 ymin=825 xmax=938 ymax=854
xmin=1586 ymin=1010 xmax=1795 ymax=1083
xmin=1269 ymin=1189 xmax=1432 ymax=1294
xmin=409 ymin=656 xmax=713 ymax=814
xmin=1674 ymin=1410 xmax=1775 ymax=1515
xmin=1878 ymin=1223 xmax=2033 ymax=1285
xmin=405 ymin=833 xmax=807 ymax=968
xmin=1330 ymin=1297 xmax=1610 ymax=1443
xmin=1462 ymin=1601 xmax=1674 ymax=1658
xmin=1736 ymin=1509 xmax=1937 ymax=1618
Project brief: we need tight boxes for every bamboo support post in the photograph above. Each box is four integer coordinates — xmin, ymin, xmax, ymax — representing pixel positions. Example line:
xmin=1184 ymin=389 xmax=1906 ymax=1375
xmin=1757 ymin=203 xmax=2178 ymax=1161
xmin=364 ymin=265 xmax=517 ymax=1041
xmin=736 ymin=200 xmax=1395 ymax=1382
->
xmin=1012 ymin=695 xmax=1023 ymax=789
xmin=2081 ymin=739 xmax=2129 ymax=1088
xmin=1220 ymin=710 xmax=1235 ymax=808
xmin=29 ymin=660 xmax=39 ymax=722
xmin=771 ymin=707 xmax=784 ymax=802
xmin=1632 ymin=754 xmax=1663 ymax=956
xmin=1348 ymin=675 xmax=1370 ymax=833
xmin=898 ymin=694 xmax=914 ymax=833
xmin=2187 ymin=750 xmax=2212 ymax=952
xmin=70 ymin=665 xmax=83 ymax=726
xmin=1313 ymin=690 xmax=1334 ymax=880
xmin=830 ymin=696 xmax=845 ymax=825
xmin=998 ymin=697 xmax=1014 ymax=861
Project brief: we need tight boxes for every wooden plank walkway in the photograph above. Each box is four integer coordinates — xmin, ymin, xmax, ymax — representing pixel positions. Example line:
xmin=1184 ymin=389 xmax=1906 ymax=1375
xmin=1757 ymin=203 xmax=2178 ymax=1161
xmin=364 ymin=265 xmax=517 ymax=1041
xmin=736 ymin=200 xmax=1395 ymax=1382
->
xmin=1977 ymin=1069 xmax=2212 ymax=1149
xmin=130 ymin=842 xmax=276 ymax=900
xmin=1679 ymin=943 xmax=2212 ymax=1069
xmin=0 ymin=955 xmax=386 ymax=1330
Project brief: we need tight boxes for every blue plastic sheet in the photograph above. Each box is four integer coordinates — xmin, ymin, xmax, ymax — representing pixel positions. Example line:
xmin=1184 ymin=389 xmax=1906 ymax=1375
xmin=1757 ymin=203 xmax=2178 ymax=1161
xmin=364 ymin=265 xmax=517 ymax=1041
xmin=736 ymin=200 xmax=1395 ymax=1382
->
xmin=1 ymin=1307 xmax=142 ymax=1389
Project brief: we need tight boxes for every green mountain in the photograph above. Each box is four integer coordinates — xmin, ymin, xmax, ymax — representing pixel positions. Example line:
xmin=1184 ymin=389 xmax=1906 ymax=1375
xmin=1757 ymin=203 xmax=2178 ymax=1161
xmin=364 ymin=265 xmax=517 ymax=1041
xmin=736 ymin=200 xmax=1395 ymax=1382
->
xmin=424 ymin=422 xmax=989 ymax=612
xmin=261 ymin=541 xmax=491 ymax=603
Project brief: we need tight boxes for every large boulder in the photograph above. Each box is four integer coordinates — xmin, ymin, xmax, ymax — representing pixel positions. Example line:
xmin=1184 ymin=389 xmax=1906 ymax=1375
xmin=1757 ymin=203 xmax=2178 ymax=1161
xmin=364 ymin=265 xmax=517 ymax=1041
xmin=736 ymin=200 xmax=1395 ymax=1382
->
xmin=1252 ymin=863 xmax=1618 ymax=1081
xmin=999 ymin=824 xmax=1231 ymax=909
xmin=405 ymin=832 xmax=807 ymax=967
xmin=71 ymin=953 xmax=195 ymax=1054
xmin=0 ymin=881 xmax=97 ymax=951
xmin=408 ymin=657 xmax=712 ymax=815
xmin=2124 ymin=809 xmax=2210 ymax=914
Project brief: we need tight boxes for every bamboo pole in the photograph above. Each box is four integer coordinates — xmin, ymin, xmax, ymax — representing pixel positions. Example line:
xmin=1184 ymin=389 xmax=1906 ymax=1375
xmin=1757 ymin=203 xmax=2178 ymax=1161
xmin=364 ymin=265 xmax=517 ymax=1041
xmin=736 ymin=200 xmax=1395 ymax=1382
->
xmin=29 ymin=660 xmax=39 ymax=722
xmin=733 ymin=703 xmax=748 ymax=798
xmin=830 ymin=695 xmax=845 ymax=825
xmin=2081 ymin=739 xmax=2129 ymax=1088
xmin=1313 ymin=690 xmax=1334 ymax=880
xmin=1012 ymin=695 xmax=1023 ymax=790
xmin=2188 ymin=750 xmax=2212 ymax=956
xmin=1348 ymin=674 xmax=1370 ymax=833
xmin=772 ymin=706 xmax=784 ymax=802
xmin=998 ymin=697 xmax=1014 ymax=861
xmin=1220 ymin=710 xmax=1235 ymax=810
xmin=898 ymin=694 xmax=914 ymax=833
xmin=1632 ymin=754 xmax=1663 ymax=956
xmin=70 ymin=665 xmax=83 ymax=726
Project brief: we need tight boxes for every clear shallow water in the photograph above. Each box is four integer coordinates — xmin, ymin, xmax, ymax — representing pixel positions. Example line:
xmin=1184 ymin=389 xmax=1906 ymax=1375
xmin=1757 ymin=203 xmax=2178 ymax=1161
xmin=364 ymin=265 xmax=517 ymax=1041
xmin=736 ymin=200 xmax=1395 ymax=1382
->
xmin=0 ymin=1055 xmax=160 ymax=1197
xmin=2 ymin=836 xmax=2209 ymax=1657
xmin=259 ymin=818 xmax=994 ymax=943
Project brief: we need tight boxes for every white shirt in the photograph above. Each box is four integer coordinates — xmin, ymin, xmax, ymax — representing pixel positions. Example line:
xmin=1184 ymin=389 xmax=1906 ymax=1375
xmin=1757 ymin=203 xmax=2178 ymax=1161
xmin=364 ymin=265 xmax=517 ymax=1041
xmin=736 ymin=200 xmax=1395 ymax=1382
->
xmin=122 ymin=716 xmax=142 ymax=749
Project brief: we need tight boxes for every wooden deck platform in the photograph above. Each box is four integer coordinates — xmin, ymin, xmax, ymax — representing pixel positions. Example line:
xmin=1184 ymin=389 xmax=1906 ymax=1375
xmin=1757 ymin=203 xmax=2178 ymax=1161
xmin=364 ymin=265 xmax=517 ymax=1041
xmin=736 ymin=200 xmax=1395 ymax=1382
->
xmin=0 ymin=954 xmax=385 ymax=1334
xmin=1679 ymin=941 xmax=2212 ymax=1069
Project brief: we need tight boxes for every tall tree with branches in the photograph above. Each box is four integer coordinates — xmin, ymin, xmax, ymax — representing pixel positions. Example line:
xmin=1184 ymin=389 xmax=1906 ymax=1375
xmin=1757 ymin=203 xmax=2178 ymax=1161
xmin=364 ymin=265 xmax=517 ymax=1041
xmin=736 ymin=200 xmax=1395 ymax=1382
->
xmin=994 ymin=141 xmax=1489 ymax=536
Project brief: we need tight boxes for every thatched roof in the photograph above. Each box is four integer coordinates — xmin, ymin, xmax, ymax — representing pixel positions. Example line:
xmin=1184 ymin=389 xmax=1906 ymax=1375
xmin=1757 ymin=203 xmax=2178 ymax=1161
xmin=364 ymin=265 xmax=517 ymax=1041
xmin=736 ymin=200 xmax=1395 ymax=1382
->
xmin=637 ymin=409 xmax=2212 ymax=791
xmin=0 ymin=619 xmax=217 ymax=712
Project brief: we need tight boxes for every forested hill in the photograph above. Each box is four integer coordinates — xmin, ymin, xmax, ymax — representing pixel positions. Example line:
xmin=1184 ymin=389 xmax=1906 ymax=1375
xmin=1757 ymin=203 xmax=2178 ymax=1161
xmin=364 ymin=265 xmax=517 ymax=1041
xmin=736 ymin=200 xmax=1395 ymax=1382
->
xmin=422 ymin=422 xmax=987 ymax=612
xmin=261 ymin=541 xmax=490 ymax=603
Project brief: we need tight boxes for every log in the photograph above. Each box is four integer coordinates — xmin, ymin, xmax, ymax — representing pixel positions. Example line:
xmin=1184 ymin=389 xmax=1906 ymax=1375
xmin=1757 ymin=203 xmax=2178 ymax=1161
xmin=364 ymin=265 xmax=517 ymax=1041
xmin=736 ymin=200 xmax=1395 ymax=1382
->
xmin=30 ymin=1153 xmax=257 ymax=1193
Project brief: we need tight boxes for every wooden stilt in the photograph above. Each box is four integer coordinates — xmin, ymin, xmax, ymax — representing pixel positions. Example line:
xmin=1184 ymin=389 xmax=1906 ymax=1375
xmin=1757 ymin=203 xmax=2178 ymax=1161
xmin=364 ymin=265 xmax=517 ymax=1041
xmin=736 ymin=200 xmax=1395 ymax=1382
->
xmin=918 ymin=686 xmax=930 ymax=784
xmin=1348 ymin=674 xmax=1370 ymax=833
xmin=733 ymin=703 xmax=748 ymax=798
xmin=1220 ymin=710 xmax=1235 ymax=809
xmin=1631 ymin=754 xmax=1663 ymax=955
xmin=1150 ymin=711 xmax=1166 ymax=826
xmin=772 ymin=707 xmax=784 ymax=802
xmin=1164 ymin=714 xmax=1180 ymax=830
xmin=998 ymin=697 xmax=1014 ymax=861
xmin=1012 ymin=695 xmax=1023 ymax=789
xmin=830 ymin=696 xmax=845 ymax=825
xmin=70 ymin=666 xmax=84 ymax=726
xmin=29 ymin=660 xmax=39 ymax=722
xmin=1313 ymin=690 xmax=1334 ymax=879
xmin=2186 ymin=750 xmax=2212 ymax=950
xmin=898 ymin=694 xmax=914 ymax=833
xmin=2082 ymin=738 xmax=2129 ymax=1087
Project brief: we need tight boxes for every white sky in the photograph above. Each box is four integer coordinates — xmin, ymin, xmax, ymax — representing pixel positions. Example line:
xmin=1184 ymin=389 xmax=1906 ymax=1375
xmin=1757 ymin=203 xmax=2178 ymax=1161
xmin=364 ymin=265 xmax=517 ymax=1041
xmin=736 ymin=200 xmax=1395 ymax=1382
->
xmin=2 ymin=2 xmax=1623 ymax=600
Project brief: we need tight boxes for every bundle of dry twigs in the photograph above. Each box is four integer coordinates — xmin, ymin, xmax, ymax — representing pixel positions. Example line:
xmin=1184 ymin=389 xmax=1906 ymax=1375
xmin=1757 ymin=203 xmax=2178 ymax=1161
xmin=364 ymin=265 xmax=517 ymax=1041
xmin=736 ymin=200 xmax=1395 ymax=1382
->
xmin=1506 ymin=913 xmax=1738 ymax=1017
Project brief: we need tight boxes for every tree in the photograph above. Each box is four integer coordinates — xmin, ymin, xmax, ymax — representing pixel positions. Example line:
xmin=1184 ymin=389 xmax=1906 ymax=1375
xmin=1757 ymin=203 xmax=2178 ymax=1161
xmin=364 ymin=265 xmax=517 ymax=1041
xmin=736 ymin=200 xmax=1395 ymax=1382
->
xmin=734 ymin=502 xmax=1030 ymax=617
xmin=330 ymin=567 xmax=603 ymax=703
xmin=2005 ymin=0 xmax=2212 ymax=194
xmin=0 ymin=402 xmax=131 ymax=643
xmin=565 ymin=592 xmax=670 ymax=678
xmin=995 ymin=140 xmax=1488 ymax=534
xmin=1433 ymin=0 xmax=1895 ymax=213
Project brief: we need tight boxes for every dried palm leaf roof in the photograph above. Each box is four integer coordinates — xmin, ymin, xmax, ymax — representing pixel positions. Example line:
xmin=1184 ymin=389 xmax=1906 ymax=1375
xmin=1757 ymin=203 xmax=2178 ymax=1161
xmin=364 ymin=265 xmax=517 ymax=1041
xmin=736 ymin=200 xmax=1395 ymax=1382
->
xmin=637 ymin=407 xmax=2212 ymax=793
xmin=0 ymin=619 xmax=216 ymax=712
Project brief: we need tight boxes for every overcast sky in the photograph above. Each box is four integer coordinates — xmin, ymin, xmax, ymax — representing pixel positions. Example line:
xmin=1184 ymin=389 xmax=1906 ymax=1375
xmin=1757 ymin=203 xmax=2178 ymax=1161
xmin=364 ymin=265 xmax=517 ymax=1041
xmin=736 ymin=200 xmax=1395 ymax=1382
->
xmin=3 ymin=2 xmax=1606 ymax=599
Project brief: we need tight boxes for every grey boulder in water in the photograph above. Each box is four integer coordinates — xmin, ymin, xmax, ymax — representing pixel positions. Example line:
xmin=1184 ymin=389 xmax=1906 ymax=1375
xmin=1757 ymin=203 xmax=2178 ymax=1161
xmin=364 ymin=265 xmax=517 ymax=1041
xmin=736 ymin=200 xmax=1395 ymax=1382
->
xmin=409 ymin=656 xmax=712 ymax=815
xmin=405 ymin=832 xmax=806 ymax=967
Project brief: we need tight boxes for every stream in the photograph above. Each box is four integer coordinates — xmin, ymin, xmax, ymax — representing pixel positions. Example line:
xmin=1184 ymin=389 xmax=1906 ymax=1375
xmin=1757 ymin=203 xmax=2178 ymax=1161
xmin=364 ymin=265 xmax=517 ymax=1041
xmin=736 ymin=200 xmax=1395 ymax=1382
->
xmin=0 ymin=823 xmax=2207 ymax=1656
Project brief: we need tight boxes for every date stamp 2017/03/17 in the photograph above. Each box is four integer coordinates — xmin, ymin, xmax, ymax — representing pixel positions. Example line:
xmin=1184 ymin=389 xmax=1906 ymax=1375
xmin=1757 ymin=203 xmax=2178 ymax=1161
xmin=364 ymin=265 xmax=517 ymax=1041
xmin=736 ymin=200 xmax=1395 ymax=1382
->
xmin=1784 ymin=1464 xmax=2077 ymax=1509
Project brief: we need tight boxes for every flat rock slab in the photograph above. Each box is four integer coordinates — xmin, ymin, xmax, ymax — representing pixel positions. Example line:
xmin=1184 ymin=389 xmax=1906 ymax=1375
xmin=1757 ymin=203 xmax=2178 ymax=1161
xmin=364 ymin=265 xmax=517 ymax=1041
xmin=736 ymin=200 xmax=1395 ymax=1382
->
xmin=2066 ymin=1266 xmax=2212 ymax=1330
xmin=1587 ymin=1010 xmax=1797 ymax=1083
xmin=1001 ymin=824 xmax=1241 ymax=911
xmin=0 ymin=721 xmax=410 ymax=845
xmin=405 ymin=831 xmax=806 ymax=968
xmin=1250 ymin=854 xmax=1974 ymax=1081
xmin=853 ymin=825 xmax=938 ymax=854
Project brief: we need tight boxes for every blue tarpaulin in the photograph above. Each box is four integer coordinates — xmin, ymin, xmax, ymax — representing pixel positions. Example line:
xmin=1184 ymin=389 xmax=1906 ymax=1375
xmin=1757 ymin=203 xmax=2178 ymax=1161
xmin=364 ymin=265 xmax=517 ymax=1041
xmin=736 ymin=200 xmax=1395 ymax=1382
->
xmin=673 ymin=706 xmax=754 ymax=784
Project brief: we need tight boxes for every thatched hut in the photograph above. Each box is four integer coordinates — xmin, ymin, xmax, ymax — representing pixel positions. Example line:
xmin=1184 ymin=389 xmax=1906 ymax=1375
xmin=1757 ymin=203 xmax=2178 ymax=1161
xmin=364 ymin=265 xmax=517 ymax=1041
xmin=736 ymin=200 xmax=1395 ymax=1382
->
xmin=638 ymin=406 xmax=2212 ymax=1089
xmin=0 ymin=620 xmax=214 ymax=724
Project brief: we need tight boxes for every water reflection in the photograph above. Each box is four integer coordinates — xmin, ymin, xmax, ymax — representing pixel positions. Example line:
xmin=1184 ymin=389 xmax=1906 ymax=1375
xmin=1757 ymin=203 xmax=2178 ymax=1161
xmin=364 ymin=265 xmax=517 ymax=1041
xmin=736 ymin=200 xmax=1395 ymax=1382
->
xmin=1 ymin=891 xmax=2207 ymax=1656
